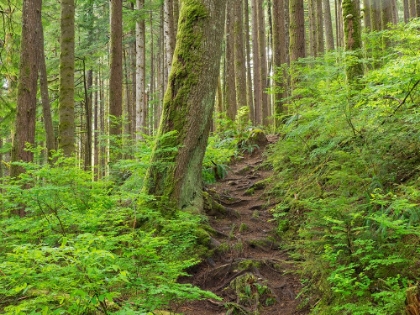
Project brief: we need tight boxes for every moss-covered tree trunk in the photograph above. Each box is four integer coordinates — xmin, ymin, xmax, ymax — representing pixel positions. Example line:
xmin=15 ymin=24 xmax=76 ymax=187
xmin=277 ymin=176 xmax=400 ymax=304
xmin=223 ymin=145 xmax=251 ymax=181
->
xmin=10 ymin=0 xmax=41 ymax=178
xmin=143 ymin=0 xmax=226 ymax=213
xmin=342 ymin=0 xmax=363 ymax=82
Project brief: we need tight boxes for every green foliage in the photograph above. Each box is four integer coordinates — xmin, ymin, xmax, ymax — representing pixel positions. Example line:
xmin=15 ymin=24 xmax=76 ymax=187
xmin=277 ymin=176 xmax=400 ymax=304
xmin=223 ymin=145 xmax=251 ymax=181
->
xmin=203 ymin=107 xmax=262 ymax=183
xmin=270 ymin=20 xmax=420 ymax=314
xmin=0 ymin=149 xmax=219 ymax=314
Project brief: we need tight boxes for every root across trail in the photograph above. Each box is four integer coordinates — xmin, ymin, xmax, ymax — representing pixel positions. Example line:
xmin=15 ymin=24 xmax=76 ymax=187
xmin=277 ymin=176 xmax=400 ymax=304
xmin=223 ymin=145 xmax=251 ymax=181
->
xmin=175 ymin=135 xmax=309 ymax=315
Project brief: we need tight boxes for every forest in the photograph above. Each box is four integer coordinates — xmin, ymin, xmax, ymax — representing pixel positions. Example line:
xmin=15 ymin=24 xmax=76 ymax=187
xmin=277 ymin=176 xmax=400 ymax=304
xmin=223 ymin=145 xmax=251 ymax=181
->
xmin=1 ymin=0 xmax=420 ymax=314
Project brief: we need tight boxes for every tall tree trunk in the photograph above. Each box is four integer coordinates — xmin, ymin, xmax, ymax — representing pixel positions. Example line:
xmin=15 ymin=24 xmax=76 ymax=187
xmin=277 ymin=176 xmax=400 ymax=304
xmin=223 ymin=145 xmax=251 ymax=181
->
xmin=409 ymin=0 xmax=416 ymax=18
xmin=256 ymin=0 xmax=269 ymax=125
xmin=136 ymin=0 xmax=146 ymax=139
xmin=363 ymin=0 xmax=371 ymax=29
xmin=244 ymin=0 xmax=254 ymax=123
xmin=370 ymin=0 xmax=382 ymax=31
xmin=382 ymin=0 xmax=394 ymax=28
xmin=11 ymin=0 xmax=41 ymax=178
xmin=403 ymin=0 xmax=410 ymax=22
xmin=59 ymin=0 xmax=75 ymax=157
xmin=342 ymin=0 xmax=363 ymax=82
xmin=272 ymin=0 xmax=287 ymax=126
xmin=109 ymin=0 xmax=123 ymax=145
xmin=335 ymin=0 xmax=344 ymax=47
xmin=316 ymin=0 xmax=324 ymax=55
xmin=225 ymin=1 xmax=237 ymax=120
xmin=323 ymin=0 xmax=335 ymax=50
xmin=233 ymin=0 xmax=247 ymax=111
xmin=83 ymin=63 xmax=93 ymax=171
xmin=164 ymin=0 xmax=176 ymax=89
xmin=38 ymin=17 xmax=56 ymax=160
xmin=144 ymin=0 xmax=227 ymax=212
xmin=251 ymin=0 xmax=262 ymax=124
xmin=289 ymin=0 xmax=305 ymax=62
xmin=309 ymin=0 xmax=317 ymax=57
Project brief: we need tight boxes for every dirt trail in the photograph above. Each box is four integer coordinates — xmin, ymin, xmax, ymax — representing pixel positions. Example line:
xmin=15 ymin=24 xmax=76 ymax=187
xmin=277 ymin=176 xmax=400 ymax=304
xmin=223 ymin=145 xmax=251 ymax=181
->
xmin=176 ymin=136 xmax=309 ymax=315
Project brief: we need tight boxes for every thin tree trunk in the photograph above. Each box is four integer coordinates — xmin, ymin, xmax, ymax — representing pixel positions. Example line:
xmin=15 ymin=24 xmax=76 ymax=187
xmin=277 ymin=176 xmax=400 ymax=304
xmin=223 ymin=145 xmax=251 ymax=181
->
xmin=164 ymin=0 xmax=175 ymax=89
xmin=109 ymin=0 xmax=123 ymax=143
xmin=83 ymin=62 xmax=93 ymax=171
xmin=244 ymin=0 xmax=254 ymax=123
xmin=59 ymin=0 xmax=75 ymax=157
xmin=251 ymin=0 xmax=262 ymax=125
xmin=316 ymin=0 xmax=324 ymax=55
xmin=136 ymin=0 xmax=146 ymax=139
xmin=233 ymin=0 xmax=247 ymax=110
xmin=256 ymin=0 xmax=269 ymax=125
xmin=309 ymin=0 xmax=317 ymax=57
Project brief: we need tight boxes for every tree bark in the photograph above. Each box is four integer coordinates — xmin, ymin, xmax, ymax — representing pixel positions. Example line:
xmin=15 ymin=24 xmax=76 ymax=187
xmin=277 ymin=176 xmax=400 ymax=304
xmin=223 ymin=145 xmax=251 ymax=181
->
xmin=59 ymin=0 xmax=75 ymax=157
xmin=256 ymin=0 xmax=269 ymax=125
xmin=323 ymin=0 xmax=335 ymax=50
xmin=38 ymin=17 xmax=56 ymax=160
xmin=251 ymin=0 xmax=262 ymax=124
xmin=289 ymin=0 xmax=305 ymax=62
xmin=109 ymin=0 xmax=123 ymax=143
xmin=164 ymin=0 xmax=176 ymax=89
xmin=144 ymin=0 xmax=227 ymax=212
xmin=11 ymin=0 xmax=41 ymax=178
xmin=342 ymin=0 xmax=363 ymax=82
xmin=136 ymin=0 xmax=146 ymax=139
xmin=225 ymin=1 xmax=237 ymax=120
xmin=244 ymin=0 xmax=254 ymax=123
xmin=233 ymin=0 xmax=247 ymax=111
xmin=316 ymin=0 xmax=324 ymax=55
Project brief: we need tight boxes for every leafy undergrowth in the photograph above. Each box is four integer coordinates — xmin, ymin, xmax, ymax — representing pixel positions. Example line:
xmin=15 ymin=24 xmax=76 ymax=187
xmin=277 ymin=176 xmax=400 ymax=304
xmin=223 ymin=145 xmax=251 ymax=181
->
xmin=269 ymin=20 xmax=420 ymax=314
xmin=0 ymin=142 xmax=219 ymax=314
xmin=0 ymin=116 xmax=261 ymax=314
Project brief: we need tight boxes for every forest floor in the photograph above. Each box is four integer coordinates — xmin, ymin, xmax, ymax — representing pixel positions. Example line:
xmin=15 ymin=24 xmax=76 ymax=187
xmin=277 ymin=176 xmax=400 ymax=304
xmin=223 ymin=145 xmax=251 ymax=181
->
xmin=174 ymin=135 xmax=309 ymax=315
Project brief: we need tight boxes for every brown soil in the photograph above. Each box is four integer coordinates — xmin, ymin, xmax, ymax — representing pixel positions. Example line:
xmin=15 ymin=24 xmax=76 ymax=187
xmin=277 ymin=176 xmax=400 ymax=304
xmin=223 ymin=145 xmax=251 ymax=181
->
xmin=174 ymin=135 xmax=309 ymax=315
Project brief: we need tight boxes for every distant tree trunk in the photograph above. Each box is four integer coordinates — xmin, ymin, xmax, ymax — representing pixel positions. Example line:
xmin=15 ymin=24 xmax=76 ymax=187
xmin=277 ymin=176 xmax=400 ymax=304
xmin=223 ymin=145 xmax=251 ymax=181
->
xmin=59 ymin=0 xmax=75 ymax=157
xmin=144 ymin=0 xmax=227 ymax=212
xmin=409 ymin=0 xmax=416 ymax=18
xmin=382 ymin=0 xmax=394 ymax=28
xmin=251 ymin=0 xmax=262 ymax=124
xmin=38 ymin=17 xmax=56 ymax=160
xmin=404 ymin=0 xmax=410 ymax=22
xmin=83 ymin=63 xmax=93 ymax=171
xmin=370 ymin=0 xmax=382 ymax=31
xmin=233 ymin=0 xmax=247 ymax=110
xmin=11 ymin=0 xmax=41 ymax=178
xmin=164 ymin=0 xmax=176 ymax=89
xmin=272 ymin=0 xmax=286 ymax=125
xmin=109 ymin=0 xmax=123 ymax=147
xmin=289 ymin=0 xmax=305 ymax=62
xmin=136 ymin=0 xmax=146 ymax=139
xmin=309 ymin=0 xmax=317 ymax=56
xmin=225 ymin=1 xmax=237 ymax=120
xmin=335 ymin=0 xmax=344 ymax=47
xmin=363 ymin=0 xmax=371 ymax=29
xmin=244 ymin=0 xmax=254 ymax=123
xmin=316 ymin=0 xmax=324 ymax=55
xmin=342 ymin=0 xmax=363 ymax=82
xmin=323 ymin=0 xmax=335 ymax=50
xmin=256 ymin=0 xmax=269 ymax=125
